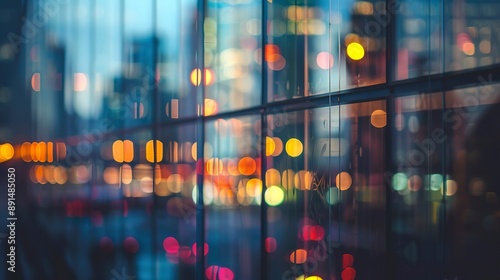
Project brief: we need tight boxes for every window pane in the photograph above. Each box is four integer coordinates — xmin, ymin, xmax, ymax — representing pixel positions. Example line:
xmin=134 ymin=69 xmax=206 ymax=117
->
xmin=395 ymin=0 xmax=443 ymax=79
xmin=445 ymin=0 xmax=500 ymax=71
xmin=204 ymin=115 xmax=262 ymax=279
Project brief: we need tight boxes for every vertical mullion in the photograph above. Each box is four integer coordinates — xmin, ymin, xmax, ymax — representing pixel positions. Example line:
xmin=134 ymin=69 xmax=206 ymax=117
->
xmin=151 ymin=0 xmax=158 ymax=278
xmin=260 ymin=0 xmax=268 ymax=279
xmin=195 ymin=0 xmax=206 ymax=279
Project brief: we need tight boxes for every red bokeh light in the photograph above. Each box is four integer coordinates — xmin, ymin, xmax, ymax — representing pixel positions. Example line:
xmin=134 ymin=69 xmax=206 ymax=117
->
xmin=124 ymin=237 xmax=139 ymax=253
xmin=163 ymin=237 xmax=180 ymax=254
xmin=192 ymin=242 xmax=209 ymax=256
xmin=342 ymin=254 xmax=354 ymax=269
xmin=99 ymin=237 xmax=113 ymax=253
xmin=265 ymin=237 xmax=277 ymax=253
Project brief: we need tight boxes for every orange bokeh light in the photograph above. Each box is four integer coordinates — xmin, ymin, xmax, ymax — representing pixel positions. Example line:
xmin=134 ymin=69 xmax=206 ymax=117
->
xmin=238 ymin=157 xmax=256 ymax=176
xmin=290 ymin=249 xmax=307 ymax=264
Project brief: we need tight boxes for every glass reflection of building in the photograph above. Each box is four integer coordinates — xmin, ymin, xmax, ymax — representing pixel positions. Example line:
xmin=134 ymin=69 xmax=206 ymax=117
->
xmin=1 ymin=0 xmax=500 ymax=279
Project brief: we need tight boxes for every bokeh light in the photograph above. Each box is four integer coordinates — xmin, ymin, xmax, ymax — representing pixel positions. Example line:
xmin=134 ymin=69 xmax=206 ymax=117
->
xmin=190 ymin=68 xmax=214 ymax=86
xmin=265 ymin=186 xmax=284 ymax=206
xmin=326 ymin=187 xmax=339 ymax=205
xmin=265 ymin=168 xmax=281 ymax=187
xmin=370 ymin=109 xmax=387 ymax=128
xmin=31 ymin=73 xmax=41 ymax=91
xmin=238 ymin=157 xmax=256 ymax=175
xmin=408 ymin=175 xmax=422 ymax=192
xmin=316 ymin=51 xmax=334 ymax=69
xmin=163 ymin=237 xmax=180 ymax=254
xmin=146 ymin=140 xmax=163 ymax=163
xmin=285 ymin=138 xmax=303 ymax=157
xmin=289 ymin=249 xmax=307 ymax=264
xmin=441 ymin=179 xmax=458 ymax=196
xmin=0 ymin=143 xmax=14 ymax=162
xmin=282 ymin=169 xmax=295 ymax=189
xmin=246 ymin=178 xmax=262 ymax=197
xmin=271 ymin=137 xmax=283 ymax=156
xmin=265 ymin=136 xmax=276 ymax=156
xmin=347 ymin=42 xmax=365 ymax=60
xmin=74 ymin=73 xmax=88 ymax=91
xmin=265 ymin=237 xmax=277 ymax=253
xmin=124 ymin=237 xmax=139 ymax=253
xmin=335 ymin=172 xmax=352 ymax=190
xmin=392 ymin=172 xmax=408 ymax=191
xmin=192 ymin=242 xmax=209 ymax=256
xmin=294 ymin=170 xmax=313 ymax=190
xmin=204 ymin=98 xmax=218 ymax=116
xmin=305 ymin=277 xmax=323 ymax=280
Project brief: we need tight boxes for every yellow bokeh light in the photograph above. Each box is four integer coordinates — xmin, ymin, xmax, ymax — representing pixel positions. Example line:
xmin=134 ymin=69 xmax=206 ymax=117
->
xmin=347 ymin=42 xmax=365 ymax=61
xmin=146 ymin=140 xmax=163 ymax=163
xmin=305 ymin=277 xmax=323 ymax=280
xmin=206 ymin=158 xmax=224 ymax=176
xmin=246 ymin=178 xmax=262 ymax=197
xmin=285 ymin=138 xmax=303 ymax=157
xmin=204 ymin=98 xmax=218 ymax=116
xmin=265 ymin=136 xmax=276 ymax=157
xmin=289 ymin=249 xmax=307 ymax=264
xmin=335 ymin=172 xmax=352 ymax=190
xmin=371 ymin=109 xmax=387 ymax=128
xmin=191 ymin=142 xmax=214 ymax=161
xmin=190 ymin=68 xmax=214 ymax=86
xmin=265 ymin=185 xmax=284 ymax=206
xmin=0 ymin=143 xmax=14 ymax=162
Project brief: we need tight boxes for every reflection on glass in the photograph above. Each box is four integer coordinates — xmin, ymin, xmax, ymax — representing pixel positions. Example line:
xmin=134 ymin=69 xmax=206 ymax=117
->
xmin=3 ymin=0 xmax=500 ymax=279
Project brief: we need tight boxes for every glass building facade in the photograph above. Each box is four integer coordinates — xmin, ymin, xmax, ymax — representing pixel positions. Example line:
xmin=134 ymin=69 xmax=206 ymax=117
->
xmin=1 ymin=0 xmax=500 ymax=279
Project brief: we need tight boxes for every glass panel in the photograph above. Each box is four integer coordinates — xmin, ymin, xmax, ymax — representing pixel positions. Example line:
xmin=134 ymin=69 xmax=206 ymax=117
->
xmin=395 ymin=0 xmax=443 ymax=79
xmin=157 ymin=0 xmax=200 ymax=120
xmin=445 ymin=0 xmax=500 ymax=71
xmin=265 ymin=100 xmax=386 ymax=279
xmin=204 ymin=0 xmax=262 ymax=113
xmin=155 ymin=122 xmax=199 ymax=279
xmin=266 ymin=0 xmax=386 ymax=102
xmin=204 ymin=115 xmax=262 ymax=279
xmin=4 ymin=0 xmax=500 ymax=279
xmin=443 ymin=82 xmax=500 ymax=278
xmin=391 ymin=91 xmax=446 ymax=279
